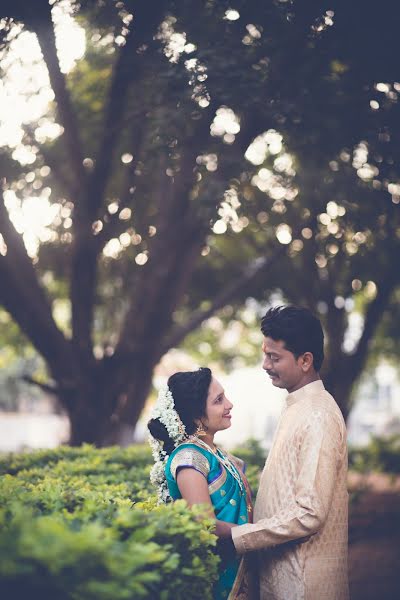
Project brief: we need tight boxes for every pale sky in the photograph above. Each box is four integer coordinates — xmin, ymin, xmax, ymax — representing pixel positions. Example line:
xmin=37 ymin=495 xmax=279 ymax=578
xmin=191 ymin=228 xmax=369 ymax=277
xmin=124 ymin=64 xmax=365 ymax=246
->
xmin=0 ymin=2 xmax=85 ymax=256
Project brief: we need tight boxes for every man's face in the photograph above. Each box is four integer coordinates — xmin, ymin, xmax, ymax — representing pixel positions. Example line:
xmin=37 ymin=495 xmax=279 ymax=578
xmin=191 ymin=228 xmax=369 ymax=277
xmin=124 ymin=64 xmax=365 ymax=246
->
xmin=262 ymin=337 xmax=304 ymax=392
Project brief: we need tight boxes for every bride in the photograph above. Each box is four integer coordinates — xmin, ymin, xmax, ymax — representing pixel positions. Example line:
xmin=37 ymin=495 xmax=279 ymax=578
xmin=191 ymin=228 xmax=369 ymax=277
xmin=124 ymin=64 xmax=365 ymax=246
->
xmin=148 ymin=367 xmax=255 ymax=600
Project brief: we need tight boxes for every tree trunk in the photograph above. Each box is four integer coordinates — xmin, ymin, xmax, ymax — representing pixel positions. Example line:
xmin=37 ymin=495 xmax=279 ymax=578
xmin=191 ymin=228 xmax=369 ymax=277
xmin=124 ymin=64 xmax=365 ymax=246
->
xmin=323 ymin=366 xmax=354 ymax=422
xmin=67 ymin=402 xmax=103 ymax=446
xmin=63 ymin=355 xmax=157 ymax=447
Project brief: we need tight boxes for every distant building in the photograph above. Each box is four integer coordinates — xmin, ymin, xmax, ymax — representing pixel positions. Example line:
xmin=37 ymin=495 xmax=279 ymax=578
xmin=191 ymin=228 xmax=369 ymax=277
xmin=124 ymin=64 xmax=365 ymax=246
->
xmin=347 ymin=362 xmax=400 ymax=446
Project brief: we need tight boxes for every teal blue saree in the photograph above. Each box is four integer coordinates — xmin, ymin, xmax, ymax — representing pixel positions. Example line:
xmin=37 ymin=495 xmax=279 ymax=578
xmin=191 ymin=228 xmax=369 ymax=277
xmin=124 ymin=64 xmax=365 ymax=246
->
xmin=165 ymin=442 xmax=253 ymax=600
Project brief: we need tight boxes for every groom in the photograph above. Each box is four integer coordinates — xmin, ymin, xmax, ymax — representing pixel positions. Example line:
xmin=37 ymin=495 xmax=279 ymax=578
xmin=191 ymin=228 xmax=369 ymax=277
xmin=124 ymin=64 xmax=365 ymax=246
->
xmin=232 ymin=305 xmax=349 ymax=600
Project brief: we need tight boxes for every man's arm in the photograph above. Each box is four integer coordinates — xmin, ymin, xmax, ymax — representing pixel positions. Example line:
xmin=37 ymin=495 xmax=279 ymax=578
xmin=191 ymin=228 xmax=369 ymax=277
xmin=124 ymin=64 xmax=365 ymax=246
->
xmin=232 ymin=409 xmax=344 ymax=553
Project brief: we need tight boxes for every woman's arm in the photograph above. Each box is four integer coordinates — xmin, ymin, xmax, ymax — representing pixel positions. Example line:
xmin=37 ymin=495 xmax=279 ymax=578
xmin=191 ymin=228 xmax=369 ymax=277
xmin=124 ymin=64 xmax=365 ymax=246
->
xmin=176 ymin=468 xmax=237 ymax=538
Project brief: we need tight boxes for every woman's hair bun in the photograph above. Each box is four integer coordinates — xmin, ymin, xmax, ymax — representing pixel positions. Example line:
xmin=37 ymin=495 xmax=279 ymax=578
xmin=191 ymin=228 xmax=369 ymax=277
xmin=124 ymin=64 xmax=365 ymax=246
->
xmin=147 ymin=417 xmax=175 ymax=455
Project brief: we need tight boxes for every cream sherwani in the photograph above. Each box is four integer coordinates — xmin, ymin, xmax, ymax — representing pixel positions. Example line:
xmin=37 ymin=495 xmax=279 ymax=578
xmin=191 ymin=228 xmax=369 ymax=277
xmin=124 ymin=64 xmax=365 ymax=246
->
xmin=232 ymin=380 xmax=349 ymax=600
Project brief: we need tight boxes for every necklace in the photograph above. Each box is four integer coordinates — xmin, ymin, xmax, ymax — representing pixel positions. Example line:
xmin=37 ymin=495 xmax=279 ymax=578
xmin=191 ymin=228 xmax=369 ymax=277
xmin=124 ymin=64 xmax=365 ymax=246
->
xmin=188 ymin=436 xmax=244 ymax=494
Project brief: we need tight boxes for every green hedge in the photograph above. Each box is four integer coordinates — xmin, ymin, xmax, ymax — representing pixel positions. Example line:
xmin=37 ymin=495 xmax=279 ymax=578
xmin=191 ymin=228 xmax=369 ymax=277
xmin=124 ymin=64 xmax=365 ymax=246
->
xmin=3 ymin=434 xmax=398 ymax=599
xmin=0 ymin=440 xmax=266 ymax=599
xmin=0 ymin=445 xmax=219 ymax=600
xmin=0 ymin=444 xmax=154 ymax=515
xmin=348 ymin=434 xmax=400 ymax=474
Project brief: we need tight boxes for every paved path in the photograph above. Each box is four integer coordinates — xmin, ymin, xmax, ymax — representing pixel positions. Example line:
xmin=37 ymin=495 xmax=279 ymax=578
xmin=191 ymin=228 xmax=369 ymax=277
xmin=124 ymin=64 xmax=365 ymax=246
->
xmin=348 ymin=473 xmax=400 ymax=600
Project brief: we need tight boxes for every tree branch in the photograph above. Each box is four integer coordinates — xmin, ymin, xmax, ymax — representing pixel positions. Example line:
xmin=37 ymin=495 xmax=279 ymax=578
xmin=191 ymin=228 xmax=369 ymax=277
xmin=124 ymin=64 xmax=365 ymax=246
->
xmin=68 ymin=3 xmax=170 ymax=358
xmin=0 ymin=186 xmax=76 ymax=384
xmin=94 ymin=114 xmax=147 ymax=249
xmin=22 ymin=375 xmax=58 ymax=395
xmin=88 ymin=2 xmax=169 ymax=218
xmin=161 ymin=241 xmax=288 ymax=353
xmin=112 ymin=142 xmax=209 ymax=363
xmin=349 ymin=272 xmax=400 ymax=377
xmin=39 ymin=142 xmax=78 ymax=199
xmin=31 ymin=2 xmax=87 ymax=193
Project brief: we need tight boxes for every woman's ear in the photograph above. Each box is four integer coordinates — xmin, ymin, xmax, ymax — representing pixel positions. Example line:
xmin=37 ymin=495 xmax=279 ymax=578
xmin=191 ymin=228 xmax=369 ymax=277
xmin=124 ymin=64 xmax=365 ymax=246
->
xmin=194 ymin=420 xmax=208 ymax=437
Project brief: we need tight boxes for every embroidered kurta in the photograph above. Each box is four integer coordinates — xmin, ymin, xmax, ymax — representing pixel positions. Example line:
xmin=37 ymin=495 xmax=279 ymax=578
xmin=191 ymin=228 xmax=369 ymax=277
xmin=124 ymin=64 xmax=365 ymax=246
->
xmin=232 ymin=380 xmax=349 ymax=600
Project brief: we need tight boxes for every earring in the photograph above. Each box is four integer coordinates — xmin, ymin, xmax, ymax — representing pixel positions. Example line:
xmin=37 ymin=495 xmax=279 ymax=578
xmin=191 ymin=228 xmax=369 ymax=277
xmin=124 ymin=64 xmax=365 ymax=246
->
xmin=195 ymin=421 xmax=207 ymax=437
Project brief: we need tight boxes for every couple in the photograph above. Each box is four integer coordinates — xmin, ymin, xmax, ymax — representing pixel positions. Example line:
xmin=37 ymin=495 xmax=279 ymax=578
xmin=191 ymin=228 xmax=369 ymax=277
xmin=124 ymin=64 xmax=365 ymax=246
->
xmin=148 ymin=306 xmax=349 ymax=600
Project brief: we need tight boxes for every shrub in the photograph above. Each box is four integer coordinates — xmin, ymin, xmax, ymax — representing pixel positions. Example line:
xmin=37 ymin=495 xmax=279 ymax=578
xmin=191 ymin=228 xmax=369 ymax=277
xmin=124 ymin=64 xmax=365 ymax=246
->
xmin=0 ymin=439 xmax=269 ymax=599
xmin=348 ymin=434 xmax=400 ymax=474
xmin=0 ymin=445 xmax=218 ymax=600
xmin=232 ymin=438 xmax=267 ymax=495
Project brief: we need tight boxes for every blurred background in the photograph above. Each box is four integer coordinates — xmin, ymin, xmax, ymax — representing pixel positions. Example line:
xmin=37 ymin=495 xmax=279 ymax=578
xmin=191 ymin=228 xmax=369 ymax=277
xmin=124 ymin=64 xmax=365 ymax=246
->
xmin=0 ymin=1 xmax=399 ymax=598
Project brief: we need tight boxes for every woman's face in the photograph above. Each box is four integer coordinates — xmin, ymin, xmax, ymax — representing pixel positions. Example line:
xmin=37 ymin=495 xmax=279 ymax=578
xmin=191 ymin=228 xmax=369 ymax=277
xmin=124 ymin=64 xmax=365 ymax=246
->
xmin=202 ymin=377 xmax=233 ymax=434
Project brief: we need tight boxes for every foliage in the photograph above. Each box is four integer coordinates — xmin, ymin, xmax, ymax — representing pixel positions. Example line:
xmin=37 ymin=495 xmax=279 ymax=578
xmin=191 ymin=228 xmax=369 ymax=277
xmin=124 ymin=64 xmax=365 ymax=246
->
xmin=0 ymin=308 xmax=46 ymax=410
xmin=0 ymin=0 xmax=399 ymax=443
xmin=231 ymin=437 xmax=266 ymax=495
xmin=0 ymin=444 xmax=219 ymax=600
xmin=2 ymin=434 xmax=399 ymax=598
xmin=233 ymin=437 xmax=267 ymax=470
xmin=181 ymin=300 xmax=266 ymax=371
xmin=349 ymin=434 xmax=400 ymax=475
xmin=369 ymin=288 xmax=400 ymax=370
xmin=0 ymin=440 xmax=267 ymax=598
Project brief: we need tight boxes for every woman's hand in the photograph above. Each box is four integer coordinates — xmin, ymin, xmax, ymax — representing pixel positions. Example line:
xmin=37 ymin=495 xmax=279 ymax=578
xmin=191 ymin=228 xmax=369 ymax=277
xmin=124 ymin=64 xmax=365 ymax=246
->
xmin=214 ymin=520 xmax=237 ymax=538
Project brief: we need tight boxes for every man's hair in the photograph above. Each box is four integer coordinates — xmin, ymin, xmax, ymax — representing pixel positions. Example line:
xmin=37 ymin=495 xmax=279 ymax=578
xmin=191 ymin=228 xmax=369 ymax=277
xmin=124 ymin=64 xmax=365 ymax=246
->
xmin=261 ymin=305 xmax=324 ymax=371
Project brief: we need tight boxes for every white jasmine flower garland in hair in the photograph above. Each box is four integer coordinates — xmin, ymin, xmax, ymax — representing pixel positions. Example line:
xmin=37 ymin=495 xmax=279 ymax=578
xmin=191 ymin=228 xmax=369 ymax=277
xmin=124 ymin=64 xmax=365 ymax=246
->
xmin=148 ymin=384 xmax=187 ymax=503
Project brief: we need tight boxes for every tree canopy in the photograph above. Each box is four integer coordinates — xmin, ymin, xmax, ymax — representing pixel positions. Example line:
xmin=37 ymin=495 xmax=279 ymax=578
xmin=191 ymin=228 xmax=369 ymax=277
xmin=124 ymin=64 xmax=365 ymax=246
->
xmin=0 ymin=0 xmax=399 ymax=443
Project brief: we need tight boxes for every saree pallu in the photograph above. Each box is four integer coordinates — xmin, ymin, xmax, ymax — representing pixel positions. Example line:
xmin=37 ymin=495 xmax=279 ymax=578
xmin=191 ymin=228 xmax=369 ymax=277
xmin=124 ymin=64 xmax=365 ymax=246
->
xmin=165 ymin=443 xmax=257 ymax=600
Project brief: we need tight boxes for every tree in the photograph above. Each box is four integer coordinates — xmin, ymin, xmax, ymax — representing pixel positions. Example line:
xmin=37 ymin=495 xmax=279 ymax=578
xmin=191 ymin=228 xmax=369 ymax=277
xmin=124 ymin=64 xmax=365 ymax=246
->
xmin=0 ymin=0 xmax=399 ymax=443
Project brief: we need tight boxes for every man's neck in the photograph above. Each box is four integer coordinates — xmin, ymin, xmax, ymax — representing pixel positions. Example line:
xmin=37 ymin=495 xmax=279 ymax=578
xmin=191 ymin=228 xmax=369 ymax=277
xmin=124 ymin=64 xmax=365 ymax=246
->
xmin=287 ymin=373 xmax=320 ymax=394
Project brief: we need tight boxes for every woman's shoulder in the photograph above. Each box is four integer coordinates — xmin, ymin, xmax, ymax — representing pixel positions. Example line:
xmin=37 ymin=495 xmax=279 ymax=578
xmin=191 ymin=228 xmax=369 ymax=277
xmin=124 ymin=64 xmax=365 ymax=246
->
xmin=169 ymin=440 xmax=217 ymax=459
xmin=222 ymin=449 xmax=246 ymax=474
xmin=167 ymin=442 xmax=217 ymax=480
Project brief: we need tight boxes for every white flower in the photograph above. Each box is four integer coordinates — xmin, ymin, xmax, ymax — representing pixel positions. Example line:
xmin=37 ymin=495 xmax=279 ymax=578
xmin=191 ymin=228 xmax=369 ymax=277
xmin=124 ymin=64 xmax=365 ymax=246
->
xmin=149 ymin=385 xmax=187 ymax=445
xmin=148 ymin=385 xmax=187 ymax=503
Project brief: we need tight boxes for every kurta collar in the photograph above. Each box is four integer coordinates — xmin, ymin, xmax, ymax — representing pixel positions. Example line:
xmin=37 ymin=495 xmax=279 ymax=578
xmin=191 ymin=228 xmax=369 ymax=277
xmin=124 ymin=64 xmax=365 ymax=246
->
xmin=286 ymin=379 xmax=325 ymax=406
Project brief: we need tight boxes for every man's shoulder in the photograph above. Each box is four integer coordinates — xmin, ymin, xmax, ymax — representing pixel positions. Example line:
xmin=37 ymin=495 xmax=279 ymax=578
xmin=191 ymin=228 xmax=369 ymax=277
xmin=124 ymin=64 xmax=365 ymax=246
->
xmin=305 ymin=389 xmax=347 ymax=435
xmin=307 ymin=382 xmax=342 ymax=411
xmin=289 ymin=398 xmax=346 ymax=457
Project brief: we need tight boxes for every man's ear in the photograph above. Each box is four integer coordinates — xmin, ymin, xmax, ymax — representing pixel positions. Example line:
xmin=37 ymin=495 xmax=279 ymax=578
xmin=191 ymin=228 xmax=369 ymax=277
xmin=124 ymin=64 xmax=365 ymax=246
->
xmin=300 ymin=352 xmax=314 ymax=372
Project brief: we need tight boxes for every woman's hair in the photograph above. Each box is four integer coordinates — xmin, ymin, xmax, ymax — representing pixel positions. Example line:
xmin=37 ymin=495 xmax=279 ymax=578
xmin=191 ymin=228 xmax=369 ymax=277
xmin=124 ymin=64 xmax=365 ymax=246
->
xmin=261 ymin=305 xmax=325 ymax=371
xmin=147 ymin=367 xmax=212 ymax=455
